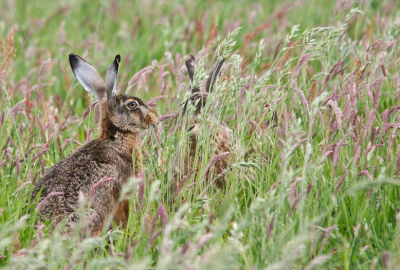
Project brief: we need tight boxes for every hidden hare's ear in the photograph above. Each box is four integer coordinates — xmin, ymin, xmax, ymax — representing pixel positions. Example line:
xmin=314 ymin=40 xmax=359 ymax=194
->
xmin=182 ymin=55 xmax=225 ymax=115
xmin=205 ymin=58 xmax=225 ymax=93
xmin=185 ymin=54 xmax=199 ymax=94
xmin=185 ymin=55 xmax=195 ymax=85
xmin=69 ymin=53 xmax=106 ymax=101
xmin=105 ymin=55 xmax=121 ymax=109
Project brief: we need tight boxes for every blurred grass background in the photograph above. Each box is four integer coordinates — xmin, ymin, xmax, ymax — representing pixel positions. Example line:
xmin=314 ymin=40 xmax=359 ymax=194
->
xmin=1 ymin=0 xmax=395 ymax=121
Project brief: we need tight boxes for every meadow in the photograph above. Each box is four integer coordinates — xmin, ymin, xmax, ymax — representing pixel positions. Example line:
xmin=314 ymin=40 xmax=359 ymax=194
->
xmin=1 ymin=0 xmax=400 ymax=269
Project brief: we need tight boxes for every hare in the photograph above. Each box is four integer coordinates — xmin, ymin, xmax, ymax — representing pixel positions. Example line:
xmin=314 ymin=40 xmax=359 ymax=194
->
xmin=176 ymin=54 xmax=233 ymax=189
xmin=31 ymin=54 xmax=158 ymax=236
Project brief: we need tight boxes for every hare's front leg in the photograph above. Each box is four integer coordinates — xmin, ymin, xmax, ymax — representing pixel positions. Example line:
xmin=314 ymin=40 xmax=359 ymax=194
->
xmin=113 ymin=200 xmax=129 ymax=229
xmin=89 ymin=189 xmax=116 ymax=236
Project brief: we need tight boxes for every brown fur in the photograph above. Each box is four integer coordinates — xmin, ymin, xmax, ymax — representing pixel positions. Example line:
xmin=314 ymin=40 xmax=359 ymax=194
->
xmin=113 ymin=200 xmax=130 ymax=228
xmin=31 ymin=54 xmax=157 ymax=235
xmin=183 ymin=121 xmax=233 ymax=188
xmin=174 ymin=54 xmax=233 ymax=190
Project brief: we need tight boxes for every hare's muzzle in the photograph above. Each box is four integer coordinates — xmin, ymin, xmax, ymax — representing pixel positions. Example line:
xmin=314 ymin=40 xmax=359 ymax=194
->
xmin=147 ymin=113 xmax=158 ymax=127
xmin=141 ymin=106 xmax=158 ymax=128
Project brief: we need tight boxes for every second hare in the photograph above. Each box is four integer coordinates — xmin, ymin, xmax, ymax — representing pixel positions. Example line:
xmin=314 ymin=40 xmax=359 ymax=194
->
xmin=31 ymin=54 xmax=158 ymax=236
xmin=176 ymin=54 xmax=233 ymax=189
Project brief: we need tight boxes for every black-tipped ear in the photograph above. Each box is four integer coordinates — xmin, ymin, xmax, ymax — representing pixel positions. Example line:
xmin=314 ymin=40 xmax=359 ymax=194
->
xmin=105 ymin=55 xmax=121 ymax=108
xmin=185 ymin=54 xmax=196 ymax=82
xmin=69 ymin=54 xmax=81 ymax=73
xmin=69 ymin=53 xmax=105 ymax=101
xmin=185 ymin=54 xmax=201 ymax=94
xmin=205 ymin=58 xmax=225 ymax=93
xmin=115 ymin=55 xmax=121 ymax=65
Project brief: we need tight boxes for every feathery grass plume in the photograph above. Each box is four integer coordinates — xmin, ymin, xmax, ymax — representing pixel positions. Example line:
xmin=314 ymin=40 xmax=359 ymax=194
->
xmin=335 ymin=162 xmax=348 ymax=196
xmin=190 ymin=54 xmax=207 ymax=92
xmin=216 ymin=27 xmax=241 ymax=61
xmin=203 ymin=152 xmax=229 ymax=179
xmin=381 ymin=251 xmax=391 ymax=270
xmin=158 ymin=111 xmax=180 ymax=122
xmin=175 ymin=168 xmax=197 ymax=199
xmin=0 ymin=27 xmax=17 ymax=85
xmin=305 ymin=255 xmax=332 ymax=270
xmin=135 ymin=169 xmax=146 ymax=213
xmin=158 ymin=63 xmax=169 ymax=95
xmin=286 ymin=24 xmax=300 ymax=44
xmin=127 ymin=62 xmax=157 ymax=91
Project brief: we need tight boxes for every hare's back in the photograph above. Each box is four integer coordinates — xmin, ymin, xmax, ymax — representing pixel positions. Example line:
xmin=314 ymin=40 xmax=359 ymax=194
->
xmin=32 ymin=139 xmax=133 ymax=204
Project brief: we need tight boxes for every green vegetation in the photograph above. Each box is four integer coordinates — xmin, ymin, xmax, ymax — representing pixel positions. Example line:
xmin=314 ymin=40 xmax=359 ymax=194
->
xmin=1 ymin=0 xmax=400 ymax=268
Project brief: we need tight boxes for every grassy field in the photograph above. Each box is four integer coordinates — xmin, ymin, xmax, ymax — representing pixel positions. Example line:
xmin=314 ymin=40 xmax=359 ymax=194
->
xmin=1 ymin=0 xmax=400 ymax=269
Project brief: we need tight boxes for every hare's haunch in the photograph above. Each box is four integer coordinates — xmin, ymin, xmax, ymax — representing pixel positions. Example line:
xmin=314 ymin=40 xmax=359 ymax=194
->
xmin=32 ymin=54 xmax=158 ymax=236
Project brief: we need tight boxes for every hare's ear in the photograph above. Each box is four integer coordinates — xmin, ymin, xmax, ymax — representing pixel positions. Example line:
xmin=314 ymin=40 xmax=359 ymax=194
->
xmin=185 ymin=54 xmax=201 ymax=94
xmin=105 ymin=55 xmax=120 ymax=109
xmin=185 ymin=54 xmax=196 ymax=83
xmin=205 ymin=58 xmax=225 ymax=93
xmin=69 ymin=54 xmax=105 ymax=101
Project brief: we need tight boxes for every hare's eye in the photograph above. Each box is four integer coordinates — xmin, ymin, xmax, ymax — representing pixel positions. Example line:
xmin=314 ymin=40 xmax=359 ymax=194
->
xmin=127 ymin=101 xmax=138 ymax=109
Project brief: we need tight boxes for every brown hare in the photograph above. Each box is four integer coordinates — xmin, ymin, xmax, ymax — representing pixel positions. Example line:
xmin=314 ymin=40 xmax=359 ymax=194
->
xmin=31 ymin=54 xmax=158 ymax=236
xmin=177 ymin=54 xmax=233 ymax=189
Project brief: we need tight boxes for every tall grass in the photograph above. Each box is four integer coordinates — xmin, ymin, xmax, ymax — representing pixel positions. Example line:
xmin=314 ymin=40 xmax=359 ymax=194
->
xmin=1 ymin=0 xmax=400 ymax=269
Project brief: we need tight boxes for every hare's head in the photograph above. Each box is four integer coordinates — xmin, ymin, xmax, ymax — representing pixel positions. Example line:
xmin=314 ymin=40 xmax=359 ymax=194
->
xmin=69 ymin=54 xmax=158 ymax=137
xmin=182 ymin=54 xmax=225 ymax=118
xmin=182 ymin=54 xmax=225 ymax=139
